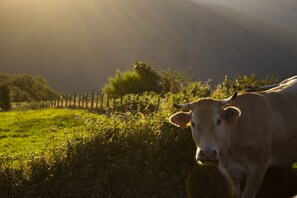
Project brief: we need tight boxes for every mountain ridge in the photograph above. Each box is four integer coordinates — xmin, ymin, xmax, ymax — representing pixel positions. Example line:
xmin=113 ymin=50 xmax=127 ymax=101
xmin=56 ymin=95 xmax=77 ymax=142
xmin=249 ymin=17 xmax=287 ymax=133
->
xmin=1 ymin=0 xmax=297 ymax=92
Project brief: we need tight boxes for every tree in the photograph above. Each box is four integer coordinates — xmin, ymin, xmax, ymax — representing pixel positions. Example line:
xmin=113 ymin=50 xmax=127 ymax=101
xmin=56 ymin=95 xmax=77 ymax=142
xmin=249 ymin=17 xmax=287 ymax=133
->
xmin=0 ymin=84 xmax=11 ymax=111
xmin=103 ymin=61 xmax=163 ymax=95
xmin=103 ymin=70 xmax=142 ymax=95
xmin=160 ymin=69 xmax=190 ymax=93
xmin=8 ymin=74 xmax=58 ymax=102
xmin=133 ymin=61 xmax=162 ymax=93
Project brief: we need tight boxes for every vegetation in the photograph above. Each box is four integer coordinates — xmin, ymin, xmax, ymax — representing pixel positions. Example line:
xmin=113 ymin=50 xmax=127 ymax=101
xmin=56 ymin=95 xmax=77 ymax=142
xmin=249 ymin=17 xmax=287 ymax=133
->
xmin=0 ymin=74 xmax=296 ymax=197
xmin=0 ymin=109 xmax=100 ymax=159
xmin=212 ymin=74 xmax=279 ymax=99
xmin=0 ymin=83 xmax=11 ymax=111
xmin=103 ymin=61 xmax=163 ymax=95
xmin=0 ymin=108 xmax=197 ymax=197
xmin=103 ymin=61 xmax=199 ymax=96
xmin=0 ymin=73 xmax=59 ymax=103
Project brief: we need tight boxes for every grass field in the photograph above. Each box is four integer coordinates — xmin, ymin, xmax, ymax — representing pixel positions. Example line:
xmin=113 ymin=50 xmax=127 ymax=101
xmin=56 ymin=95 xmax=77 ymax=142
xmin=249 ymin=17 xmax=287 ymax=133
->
xmin=0 ymin=109 xmax=106 ymax=161
xmin=0 ymin=108 xmax=296 ymax=197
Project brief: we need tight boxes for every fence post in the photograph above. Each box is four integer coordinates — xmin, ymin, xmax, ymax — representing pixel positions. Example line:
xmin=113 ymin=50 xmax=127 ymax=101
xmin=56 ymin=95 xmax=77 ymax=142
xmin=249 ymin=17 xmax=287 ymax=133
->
xmin=156 ymin=97 xmax=161 ymax=111
xmin=100 ymin=93 xmax=104 ymax=111
xmin=65 ymin=94 xmax=68 ymax=108
xmin=86 ymin=92 xmax=89 ymax=109
xmin=107 ymin=94 xmax=110 ymax=109
xmin=73 ymin=93 xmax=76 ymax=108
xmin=78 ymin=93 xmax=81 ymax=108
xmin=60 ymin=97 xmax=62 ymax=108
xmin=91 ymin=91 xmax=94 ymax=109
xmin=96 ymin=91 xmax=100 ymax=109
xmin=113 ymin=96 xmax=116 ymax=111
xmin=81 ymin=93 xmax=84 ymax=108
xmin=57 ymin=97 xmax=60 ymax=108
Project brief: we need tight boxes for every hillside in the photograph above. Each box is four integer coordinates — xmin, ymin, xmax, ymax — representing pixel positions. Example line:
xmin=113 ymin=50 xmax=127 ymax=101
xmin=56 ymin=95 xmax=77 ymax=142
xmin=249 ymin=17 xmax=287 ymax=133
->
xmin=1 ymin=0 xmax=297 ymax=92
xmin=190 ymin=0 xmax=297 ymax=31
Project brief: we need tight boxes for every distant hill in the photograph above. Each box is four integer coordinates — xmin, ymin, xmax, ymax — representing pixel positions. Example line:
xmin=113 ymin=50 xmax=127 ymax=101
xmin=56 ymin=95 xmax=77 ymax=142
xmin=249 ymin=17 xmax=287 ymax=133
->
xmin=1 ymin=0 xmax=297 ymax=92
xmin=190 ymin=0 xmax=297 ymax=32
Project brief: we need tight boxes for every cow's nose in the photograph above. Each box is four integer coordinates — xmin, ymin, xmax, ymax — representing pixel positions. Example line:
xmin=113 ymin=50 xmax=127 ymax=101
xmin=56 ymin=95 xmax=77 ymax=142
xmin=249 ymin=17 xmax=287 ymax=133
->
xmin=198 ymin=150 xmax=218 ymax=164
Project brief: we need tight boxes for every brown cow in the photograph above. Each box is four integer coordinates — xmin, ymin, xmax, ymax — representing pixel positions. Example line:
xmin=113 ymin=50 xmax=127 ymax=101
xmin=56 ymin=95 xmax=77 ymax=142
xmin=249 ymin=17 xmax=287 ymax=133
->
xmin=169 ymin=76 xmax=297 ymax=198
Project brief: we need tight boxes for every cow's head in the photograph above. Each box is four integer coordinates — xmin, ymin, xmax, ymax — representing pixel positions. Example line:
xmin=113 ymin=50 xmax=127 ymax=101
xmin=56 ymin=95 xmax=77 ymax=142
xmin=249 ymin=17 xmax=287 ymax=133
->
xmin=169 ymin=93 xmax=241 ymax=164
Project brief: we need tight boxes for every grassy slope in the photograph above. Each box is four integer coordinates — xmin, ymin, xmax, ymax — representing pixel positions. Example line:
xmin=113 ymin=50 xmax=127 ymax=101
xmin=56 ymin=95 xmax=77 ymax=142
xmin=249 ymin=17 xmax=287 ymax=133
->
xmin=0 ymin=109 xmax=104 ymax=158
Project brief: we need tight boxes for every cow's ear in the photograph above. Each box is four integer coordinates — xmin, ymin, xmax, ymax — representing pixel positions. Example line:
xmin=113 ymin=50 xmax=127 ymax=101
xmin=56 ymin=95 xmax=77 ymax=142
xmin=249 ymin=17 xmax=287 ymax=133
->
xmin=223 ymin=106 xmax=241 ymax=124
xmin=169 ymin=111 xmax=192 ymax=128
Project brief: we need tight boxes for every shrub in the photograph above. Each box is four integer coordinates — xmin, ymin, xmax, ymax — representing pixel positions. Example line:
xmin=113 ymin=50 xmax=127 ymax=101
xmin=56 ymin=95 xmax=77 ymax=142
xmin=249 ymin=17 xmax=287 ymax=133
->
xmin=103 ymin=61 xmax=163 ymax=95
xmin=159 ymin=69 xmax=190 ymax=94
xmin=0 ymin=73 xmax=59 ymax=102
xmin=0 ymin=84 xmax=11 ymax=111
xmin=212 ymin=74 xmax=279 ymax=99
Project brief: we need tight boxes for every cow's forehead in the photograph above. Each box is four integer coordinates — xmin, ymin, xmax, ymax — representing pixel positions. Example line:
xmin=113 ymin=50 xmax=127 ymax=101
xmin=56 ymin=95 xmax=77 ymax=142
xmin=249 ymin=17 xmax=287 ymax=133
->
xmin=191 ymin=99 xmax=222 ymax=120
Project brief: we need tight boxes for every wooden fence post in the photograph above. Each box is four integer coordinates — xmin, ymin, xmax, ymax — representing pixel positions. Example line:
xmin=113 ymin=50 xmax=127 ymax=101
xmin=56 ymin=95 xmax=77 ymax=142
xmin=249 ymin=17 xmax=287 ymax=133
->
xmin=91 ymin=91 xmax=94 ymax=109
xmin=81 ymin=93 xmax=84 ymax=108
xmin=86 ymin=92 xmax=89 ymax=109
xmin=107 ymin=94 xmax=110 ymax=109
xmin=156 ymin=97 xmax=161 ymax=111
xmin=78 ymin=93 xmax=81 ymax=108
xmin=100 ymin=93 xmax=104 ymax=111
xmin=73 ymin=93 xmax=77 ymax=108
xmin=57 ymin=97 xmax=60 ymax=108
xmin=113 ymin=96 xmax=116 ymax=111
xmin=96 ymin=91 xmax=100 ymax=109
xmin=68 ymin=95 xmax=72 ymax=108
xmin=65 ymin=94 xmax=68 ymax=108
xmin=60 ymin=97 xmax=62 ymax=108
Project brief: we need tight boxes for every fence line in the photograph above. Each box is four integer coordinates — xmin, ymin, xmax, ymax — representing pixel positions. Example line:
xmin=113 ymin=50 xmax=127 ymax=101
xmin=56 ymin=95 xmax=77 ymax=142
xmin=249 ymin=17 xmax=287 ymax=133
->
xmin=18 ymin=91 xmax=161 ymax=112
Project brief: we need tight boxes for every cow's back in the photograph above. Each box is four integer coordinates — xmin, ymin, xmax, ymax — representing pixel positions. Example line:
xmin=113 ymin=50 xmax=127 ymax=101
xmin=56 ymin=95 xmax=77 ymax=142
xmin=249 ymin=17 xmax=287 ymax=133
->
xmin=262 ymin=76 xmax=297 ymax=165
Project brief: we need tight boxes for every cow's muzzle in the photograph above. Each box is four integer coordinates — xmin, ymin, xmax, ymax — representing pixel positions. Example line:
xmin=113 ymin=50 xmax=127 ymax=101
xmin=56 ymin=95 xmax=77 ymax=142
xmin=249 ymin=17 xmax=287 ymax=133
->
xmin=198 ymin=150 xmax=218 ymax=164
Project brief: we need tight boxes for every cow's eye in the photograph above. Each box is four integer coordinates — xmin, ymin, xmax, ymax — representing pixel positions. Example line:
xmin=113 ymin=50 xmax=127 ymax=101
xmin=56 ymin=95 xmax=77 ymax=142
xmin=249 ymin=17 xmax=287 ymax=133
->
xmin=216 ymin=119 xmax=222 ymax=126
xmin=191 ymin=121 xmax=195 ymax=128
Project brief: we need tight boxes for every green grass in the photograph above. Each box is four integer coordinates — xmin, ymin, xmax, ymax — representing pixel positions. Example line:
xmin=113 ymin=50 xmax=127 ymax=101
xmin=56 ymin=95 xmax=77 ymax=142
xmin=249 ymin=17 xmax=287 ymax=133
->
xmin=0 ymin=109 xmax=105 ymax=160
xmin=0 ymin=108 xmax=296 ymax=197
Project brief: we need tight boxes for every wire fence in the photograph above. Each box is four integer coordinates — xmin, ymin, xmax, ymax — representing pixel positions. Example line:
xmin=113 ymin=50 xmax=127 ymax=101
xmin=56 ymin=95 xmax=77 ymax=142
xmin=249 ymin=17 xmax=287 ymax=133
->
xmin=12 ymin=91 xmax=161 ymax=113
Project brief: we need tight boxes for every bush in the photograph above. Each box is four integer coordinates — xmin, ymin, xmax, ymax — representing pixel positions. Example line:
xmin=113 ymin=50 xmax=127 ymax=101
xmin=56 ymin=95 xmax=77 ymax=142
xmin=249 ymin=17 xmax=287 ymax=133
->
xmin=103 ymin=61 xmax=163 ymax=95
xmin=10 ymin=74 xmax=58 ymax=102
xmin=159 ymin=69 xmax=190 ymax=94
xmin=0 ymin=84 xmax=11 ymax=111
xmin=212 ymin=74 xmax=279 ymax=99
xmin=0 ymin=73 xmax=59 ymax=102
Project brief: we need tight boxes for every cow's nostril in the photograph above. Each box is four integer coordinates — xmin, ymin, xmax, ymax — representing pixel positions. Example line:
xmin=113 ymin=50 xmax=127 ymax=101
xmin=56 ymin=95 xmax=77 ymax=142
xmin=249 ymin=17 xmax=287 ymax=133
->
xmin=198 ymin=150 xmax=218 ymax=164
xmin=211 ymin=150 xmax=217 ymax=157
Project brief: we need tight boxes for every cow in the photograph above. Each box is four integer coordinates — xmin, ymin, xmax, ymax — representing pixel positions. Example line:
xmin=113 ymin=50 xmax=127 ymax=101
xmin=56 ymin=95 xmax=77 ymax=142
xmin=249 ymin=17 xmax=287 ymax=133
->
xmin=169 ymin=76 xmax=297 ymax=198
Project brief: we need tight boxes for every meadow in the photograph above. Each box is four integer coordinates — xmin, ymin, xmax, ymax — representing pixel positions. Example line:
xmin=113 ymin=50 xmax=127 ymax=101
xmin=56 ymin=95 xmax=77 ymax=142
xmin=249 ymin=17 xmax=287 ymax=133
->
xmin=1 ymin=106 xmax=296 ymax=197
xmin=0 ymin=100 xmax=199 ymax=197
xmin=0 ymin=109 xmax=98 ymax=158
